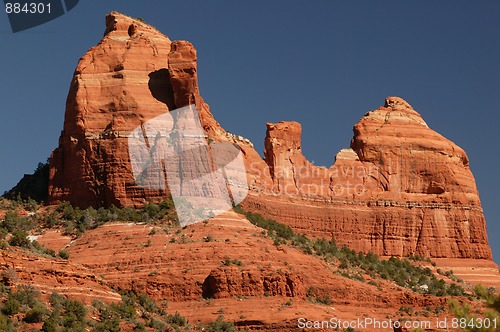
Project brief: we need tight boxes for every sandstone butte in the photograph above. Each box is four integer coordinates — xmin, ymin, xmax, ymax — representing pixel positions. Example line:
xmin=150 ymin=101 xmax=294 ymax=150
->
xmin=47 ymin=12 xmax=492 ymax=264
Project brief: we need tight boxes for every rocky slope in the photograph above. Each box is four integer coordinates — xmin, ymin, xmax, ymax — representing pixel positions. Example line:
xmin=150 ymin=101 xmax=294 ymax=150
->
xmin=34 ymin=211 xmax=456 ymax=330
xmin=0 ymin=248 xmax=121 ymax=304
xmin=47 ymin=12 xmax=492 ymax=260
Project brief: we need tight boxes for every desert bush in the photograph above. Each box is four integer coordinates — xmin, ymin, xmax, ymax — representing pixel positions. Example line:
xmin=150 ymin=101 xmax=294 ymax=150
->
xmin=133 ymin=321 xmax=147 ymax=332
xmin=58 ymin=249 xmax=70 ymax=259
xmin=312 ymin=238 xmax=337 ymax=256
xmin=109 ymin=302 xmax=135 ymax=320
xmin=61 ymin=299 xmax=86 ymax=329
xmin=0 ymin=312 xmax=15 ymax=332
xmin=24 ymin=301 xmax=48 ymax=323
xmin=223 ymin=258 xmax=243 ymax=267
xmin=445 ymin=284 xmax=500 ymax=332
xmin=2 ymin=210 xmax=31 ymax=233
xmin=203 ymin=315 xmax=236 ymax=332
xmin=31 ymin=240 xmax=56 ymax=257
xmin=92 ymin=308 xmax=121 ymax=332
xmin=41 ymin=319 xmax=58 ymax=332
xmin=49 ymin=292 xmax=65 ymax=308
xmin=10 ymin=285 xmax=39 ymax=307
xmin=136 ymin=293 xmax=160 ymax=314
xmin=0 ymin=227 xmax=8 ymax=239
xmin=166 ymin=311 xmax=187 ymax=327
xmin=50 ymin=198 xmax=177 ymax=237
xmin=2 ymin=210 xmax=18 ymax=227
xmin=147 ymin=317 xmax=166 ymax=330
xmin=1 ymin=299 xmax=20 ymax=316
xmin=315 ymin=293 xmax=333 ymax=305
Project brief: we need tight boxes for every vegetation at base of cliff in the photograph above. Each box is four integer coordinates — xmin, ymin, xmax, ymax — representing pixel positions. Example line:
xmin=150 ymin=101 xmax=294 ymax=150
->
xmin=0 ymin=198 xmax=178 ymax=253
xmin=0 ymin=279 xmax=235 ymax=332
xmin=448 ymin=284 xmax=500 ymax=331
xmin=0 ymin=207 xmax=57 ymax=256
xmin=233 ymin=206 xmax=467 ymax=298
xmin=197 ymin=315 xmax=236 ymax=332
xmin=50 ymin=199 xmax=178 ymax=236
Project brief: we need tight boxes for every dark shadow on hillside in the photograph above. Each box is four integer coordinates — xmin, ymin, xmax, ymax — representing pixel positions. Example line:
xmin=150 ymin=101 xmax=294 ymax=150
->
xmin=3 ymin=162 xmax=49 ymax=202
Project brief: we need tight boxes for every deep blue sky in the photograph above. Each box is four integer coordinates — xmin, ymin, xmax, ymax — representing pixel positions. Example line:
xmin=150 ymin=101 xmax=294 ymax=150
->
xmin=0 ymin=1 xmax=498 ymax=263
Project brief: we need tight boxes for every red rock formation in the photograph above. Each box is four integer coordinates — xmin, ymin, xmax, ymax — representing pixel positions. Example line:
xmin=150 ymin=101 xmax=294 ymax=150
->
xmin=48 ymin=212 xmax=453 ymax=325
xmin=48 ymin=12 xmax=492 ymax=260
xmin=202 ymin=266 xmax=305 ymax=299
xmin=47 ymin=12 xmax=226 ymax=209
xmin=48 ymin=12 xmax=172 ymax=207
xmin=0 ymin=248 xmax=120 ymax=304
xmin=243 ymin=97 xmax=491 ymax=259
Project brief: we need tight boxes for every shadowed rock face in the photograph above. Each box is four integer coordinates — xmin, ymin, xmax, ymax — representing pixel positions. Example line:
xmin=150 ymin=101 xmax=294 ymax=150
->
xmin=48 ymin=12 xmax=491 ymax=260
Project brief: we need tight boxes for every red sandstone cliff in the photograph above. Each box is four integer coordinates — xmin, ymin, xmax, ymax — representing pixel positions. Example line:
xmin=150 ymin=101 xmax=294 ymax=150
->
xmin=48 ymin=12 xmax=222 ymax=208
xmin=243 ymin=97 xmax=491 ymax=260
xmin=48 ymin=12 xmax=492 ymax=260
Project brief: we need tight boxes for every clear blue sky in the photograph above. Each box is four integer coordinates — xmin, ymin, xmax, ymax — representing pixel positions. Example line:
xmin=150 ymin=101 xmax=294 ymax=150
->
xmin=0 ymin=1 xmax=498 ymax=263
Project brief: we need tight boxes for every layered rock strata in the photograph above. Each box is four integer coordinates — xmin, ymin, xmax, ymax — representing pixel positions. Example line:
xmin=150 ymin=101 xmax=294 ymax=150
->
xmin=48 ymin=12 xmax=492 ymax=260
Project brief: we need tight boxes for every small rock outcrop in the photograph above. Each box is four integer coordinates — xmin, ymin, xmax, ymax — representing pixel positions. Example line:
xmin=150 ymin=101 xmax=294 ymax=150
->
xmin=202 ymin=266 xmax=305 ymax=299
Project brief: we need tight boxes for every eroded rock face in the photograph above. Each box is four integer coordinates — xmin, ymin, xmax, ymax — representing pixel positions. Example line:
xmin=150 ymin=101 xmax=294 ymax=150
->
xmin=0 ymin=249 xmax=121 ymax=304
xmin=48 ymin=12 xmax=173 ymax=207
xmin=48 ymin=13 xmax=492 ymax=260
xmin=243 ymin=97 xmax=491 ymax=259
xmin=202 ymin=266 xmax=305 ymax=299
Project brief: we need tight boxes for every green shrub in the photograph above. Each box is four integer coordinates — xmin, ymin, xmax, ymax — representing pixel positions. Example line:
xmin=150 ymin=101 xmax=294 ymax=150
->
xmin=223 ymin=259 xmax=243 ymax=267
xmin=10 ymin=285 xmax=38 ymax=307
xmin=41 ymin=319 xmax=58 ymax=332
xmin=0 ymin=313 xmax=15 ymax=332
xmin=166 ymin=311 xmax=187 ymax=327
xmin=306 ymin=286 xmax=317 ymax=298
xmin=136 ymin=293 xmax=160 ymax=314
xmin=315 ymin=294 xmax=333 ymax=305
xmin=24 ymin=301 xmax=48 ymax=323
xmin=49 ymin=292 xmax=65 ymax=308
xmin=58 ymin=249 xmax=70 ymax=259
xmin=2 ymin=210 xmax=28 ymax=233
xmin=49 ymin=199 xmax=177 ymax=236
xmin=147 ymin=317 xmax=165 ymax=330
xmin=31 ymin=240 xmax=56 ymax=256
xmin=0 ymin=227 xmax=8 ymax=239
xmin=1 ymin=299 xmax=20 ymax=316
xmin=133 ymin=321 xmax=147 ymax=331
xmin=109 ymin=302 xmax=135 ymax=319
xmin=92 ymin=308 xmax=121 ymax=332
xmin=8 ymin=229 xmax=30 ymax=248
xmin=204 ymin=315 xmax=236 ymax=332
xmin=61 ymin=299 xmax=86 ymax=328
